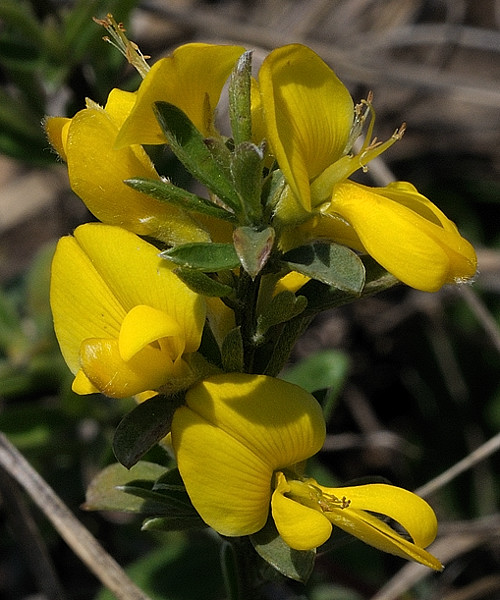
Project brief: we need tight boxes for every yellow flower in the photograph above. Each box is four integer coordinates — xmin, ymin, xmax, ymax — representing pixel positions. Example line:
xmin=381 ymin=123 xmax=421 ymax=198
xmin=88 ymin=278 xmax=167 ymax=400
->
xmin=115 ymin=43 xmax=246 ymax=147
xmin=259 ymin=44 xmax=476 ymax=292
xmin=50 ymin=223 xmax=207 ymax=398
xmin=172 ymin=373 xmax=442 ymax=569
xmin=45 ymin=91 xmax=209 ymax=246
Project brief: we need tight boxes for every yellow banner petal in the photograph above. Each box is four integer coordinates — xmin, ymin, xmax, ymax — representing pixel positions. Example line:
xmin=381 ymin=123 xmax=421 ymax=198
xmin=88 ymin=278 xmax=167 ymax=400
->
xmin=116 ymin=43 xmax=245 ymax=147
xmin=50 ymin=234 xmax=126 ymax=374
xmin=183 ymin=373 xmax=325 ymax=470
xmin=172 ymin=404 xmax=272 ymax=536
xmin=72 ymin=224 xmax=206 ymax=353
xmin=259 ymin=44 xmax=354 ymax=211
xmin=65 ymin=105 xmax=210 ymax=245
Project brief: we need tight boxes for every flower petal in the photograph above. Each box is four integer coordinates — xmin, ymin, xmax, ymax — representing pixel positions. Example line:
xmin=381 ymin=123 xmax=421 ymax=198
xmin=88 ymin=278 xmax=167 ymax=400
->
xmin=320 ymin=483 xmax=443 ymax=570
xmin=172 ymin=404 xmax=272 ymax=536
xmin=104 ymin=88 xmax=137 ymax=129
xmin=72 ymin=224 xmax=206 ymax=353
xmin=116 ymin=43 xmax=245 ymax=147
xmin=50 ymin=234 xmax=126 ymax=374
xmin=65 ymin=104 xmax=210 ymax=245
xmin=80 ymin=338 xmax=176 ymax=398
xmin=45 ymin=116 xmax=71 ymax=161
xmin=118 ymin=305 xmax=184 ymax=362
xmin=271 ymin=472 xmax=332 ymax=550
xmin=181 ymin=373 xmax=325 ymax=469
xmin=72 ymin=369 xmax=100 ymax=395
xmin=337 ymin=484 xmax=438 ymax=548
xmin=329 ymin=181 xmax=476 ymax=292
xmin=259 ymin=44 xmax=354 ymax=211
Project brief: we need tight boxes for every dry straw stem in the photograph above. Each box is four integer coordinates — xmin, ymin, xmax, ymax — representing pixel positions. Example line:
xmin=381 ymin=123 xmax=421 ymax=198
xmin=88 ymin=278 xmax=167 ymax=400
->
xmin=0 ymin=432 xmax=153 ymax=600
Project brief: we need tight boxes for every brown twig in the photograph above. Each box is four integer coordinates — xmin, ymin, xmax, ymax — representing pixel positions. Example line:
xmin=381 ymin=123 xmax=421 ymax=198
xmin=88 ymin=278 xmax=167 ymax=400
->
xmin=0 ymin=432 xmax=152 ymax=600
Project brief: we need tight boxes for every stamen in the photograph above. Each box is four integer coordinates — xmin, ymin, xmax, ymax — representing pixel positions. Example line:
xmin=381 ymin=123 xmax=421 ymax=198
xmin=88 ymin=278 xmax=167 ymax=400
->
xmin=305 ymin=480 xmax=351 ymax=512
xmin=344 ymin=91 xmax=375 ymax=156
xmin=93 ymin=13 xmax=150 ymax=79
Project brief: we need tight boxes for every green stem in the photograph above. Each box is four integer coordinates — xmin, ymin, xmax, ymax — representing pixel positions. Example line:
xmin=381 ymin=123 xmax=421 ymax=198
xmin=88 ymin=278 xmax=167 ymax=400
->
xmin=263 ymin=314 xmax=314 ymax=377
xmin=221 ymin=537 xmax=260 ymax=600
xmin=235 ymin=270 xmax=262 ymax=373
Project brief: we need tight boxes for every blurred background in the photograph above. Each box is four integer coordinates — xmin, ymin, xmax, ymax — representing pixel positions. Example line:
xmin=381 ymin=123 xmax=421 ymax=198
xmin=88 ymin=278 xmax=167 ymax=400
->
xmin=0 ymin=1 xmax=499 ymax=599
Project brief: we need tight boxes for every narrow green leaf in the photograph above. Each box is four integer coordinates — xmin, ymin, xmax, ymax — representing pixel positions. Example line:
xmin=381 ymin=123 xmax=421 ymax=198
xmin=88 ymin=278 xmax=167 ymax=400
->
xmin=229 ymin=51 xmax=253 ymax=145
xmin=142 ymin=514 xmax=206 ymax=532
xmin=256 ymin=291 xmax=307 ymax=339
xmin=153 ymin=101 xmax=240 ymax=211
xmin=284 ymin=242 xmax=365 ymax=294
xmin=113 ymin=394 xmax=184 ymax=469
xmin=230 ymin=142 xmax=265 ymax=223
xmin=161 ymin=242 xmax=240 ymax=272
xmin=251 ymin=517 xmax=315 ymax=584
xmin=174 ymin=267 xmax=234 ymax=297
xmin=83 ymin=461 xmax=167 ymax=513
xmin=117 ymin=484 xmax=195 ymax=514
xmin=125 ymin=177 xmax=236 ymax=222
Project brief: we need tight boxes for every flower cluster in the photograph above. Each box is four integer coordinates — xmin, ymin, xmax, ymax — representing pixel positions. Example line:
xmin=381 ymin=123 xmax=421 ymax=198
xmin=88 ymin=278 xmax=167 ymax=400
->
xmin=47 ymin=30 xmax=474 ymax=576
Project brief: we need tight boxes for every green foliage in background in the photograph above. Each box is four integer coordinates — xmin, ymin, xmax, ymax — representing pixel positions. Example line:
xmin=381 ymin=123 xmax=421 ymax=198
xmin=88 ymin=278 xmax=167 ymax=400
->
xmin=1 ymin=1 xmax=499 ymax=599
xmin=0 ymin=0 xmax=139 ymax=165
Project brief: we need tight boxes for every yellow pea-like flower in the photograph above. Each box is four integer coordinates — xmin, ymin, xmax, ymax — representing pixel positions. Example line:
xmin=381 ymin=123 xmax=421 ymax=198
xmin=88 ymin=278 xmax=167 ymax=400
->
xmin=259 ymin=43 xmax=476 ymax=292
xmin=50 ymin=223 xmax=207 ymax=398
xmin=45 ymin=91 xmax=209 ymax=246
xmin=172 ymin=373 xmax=443 ymax=570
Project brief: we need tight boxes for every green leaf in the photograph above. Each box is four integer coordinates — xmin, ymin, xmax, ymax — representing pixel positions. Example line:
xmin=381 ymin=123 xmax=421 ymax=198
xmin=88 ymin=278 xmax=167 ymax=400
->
xmin=251 ymin=517 xmax=315 ymax=584
xmin=230 ymin=142 xmax=265 ymax=222
xmin=229 ymin=51 xmax=252 ymax=145
xmin=284 ymin=242 xmax=365 ymax=294
xmin=161 ymin=242 xmax=240 ymax=272
xmin=142 ymin=514 xmax=206 ymax=532
xmin=113 ymin=394 xmax=184 ymax=469
xmin=153 ymin=101 xmax=240 ymax=212
xmin=232 ymin=226 xmax=275 ymax=278
xmin=125 ymin=177 xmax=236 ymax=222
xmin=83 ymin=461 xmax=167 ymax=513
xmin=221 ymin=326 xmax=245 ymax=372
xmin=256 ymin=291 xmax=308 ymax=339
xmin=281 ymin=349 xmax=350 ymax=394
xmin=301 ymin=255 xmax=399 ymax=315
xmin=173 ymin=267 xmax=234 ymax=297
xmin=281 ymin=349 xmax=350 ymax=421
xmin=112 ymin=471 xmax=205 ymax=527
